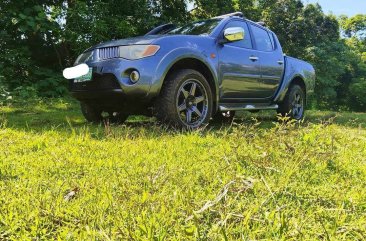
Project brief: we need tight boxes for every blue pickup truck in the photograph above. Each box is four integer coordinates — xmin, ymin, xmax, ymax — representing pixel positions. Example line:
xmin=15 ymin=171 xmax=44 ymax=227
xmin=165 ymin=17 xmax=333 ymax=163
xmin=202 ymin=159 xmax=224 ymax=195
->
xmin=64 ymin=12 xmax=315 ymax=128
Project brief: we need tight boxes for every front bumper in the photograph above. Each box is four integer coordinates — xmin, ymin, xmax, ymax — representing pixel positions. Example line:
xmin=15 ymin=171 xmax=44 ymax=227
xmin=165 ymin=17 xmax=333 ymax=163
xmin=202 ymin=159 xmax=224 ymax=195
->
xmin=69 ymin=71 xmax=125 ymax=101
xmin=71 ymin=87 xmax=151 ymax=113
xmin=69 ymin=54 xmax=162 ymax=101
xmin=71 ymin=89 xmax=124 ymax=100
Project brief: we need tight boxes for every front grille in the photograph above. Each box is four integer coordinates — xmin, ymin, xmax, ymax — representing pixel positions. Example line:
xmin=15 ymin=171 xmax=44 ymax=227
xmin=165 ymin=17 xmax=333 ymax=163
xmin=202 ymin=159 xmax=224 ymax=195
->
xmin=70 ymin=73 xmax=121 ymax=91
xmin=98 ymin=47 xmax=119 ymax=60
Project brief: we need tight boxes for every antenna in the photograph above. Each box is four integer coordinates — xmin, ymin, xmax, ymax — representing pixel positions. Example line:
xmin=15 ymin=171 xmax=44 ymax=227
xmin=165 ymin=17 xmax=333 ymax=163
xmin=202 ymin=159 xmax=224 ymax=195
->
xmin=213 ymin=12 xmax=244 ymax=19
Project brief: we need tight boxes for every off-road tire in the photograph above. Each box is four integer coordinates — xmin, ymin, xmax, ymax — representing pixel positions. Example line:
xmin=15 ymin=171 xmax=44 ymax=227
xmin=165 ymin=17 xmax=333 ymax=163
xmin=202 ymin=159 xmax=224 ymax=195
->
xmin=277 ymin=84 xmax=305 ymax=120
xmin=154 ymin=69 xmax=213 ymax=129
xmin=80 ymin=102 xmax=103 ymax=123
xmin=108 ymin=112 xmax=129 ymax=124
xmin=80 ymin=103 xmax=129 ymax=124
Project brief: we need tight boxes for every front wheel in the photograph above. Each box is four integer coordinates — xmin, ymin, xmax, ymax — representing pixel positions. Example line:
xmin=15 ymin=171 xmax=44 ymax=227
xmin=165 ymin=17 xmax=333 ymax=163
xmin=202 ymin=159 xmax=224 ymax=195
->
xmin=80 ymin=102 xmax=103 ymax=123
xmin=154 ymin=69 xmax=213 ymax=129
xmin=80 ymin=103 xmax=128 ymax=124
xmin=277 ymin=84 xmax=305 ymax=120
xmin=108 ymin=112 xmax=129 ymax=124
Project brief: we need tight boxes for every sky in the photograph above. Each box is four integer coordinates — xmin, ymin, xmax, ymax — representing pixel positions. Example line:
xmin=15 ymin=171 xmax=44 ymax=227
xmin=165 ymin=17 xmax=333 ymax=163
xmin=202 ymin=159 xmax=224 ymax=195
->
xmin=304 ymin=0 xmax=366 ymax=16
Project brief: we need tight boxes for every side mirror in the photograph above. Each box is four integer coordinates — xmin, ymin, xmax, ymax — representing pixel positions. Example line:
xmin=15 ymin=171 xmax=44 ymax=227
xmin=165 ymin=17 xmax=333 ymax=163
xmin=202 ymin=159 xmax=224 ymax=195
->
xmin=223 ymin=27 xmax=244 ymax=42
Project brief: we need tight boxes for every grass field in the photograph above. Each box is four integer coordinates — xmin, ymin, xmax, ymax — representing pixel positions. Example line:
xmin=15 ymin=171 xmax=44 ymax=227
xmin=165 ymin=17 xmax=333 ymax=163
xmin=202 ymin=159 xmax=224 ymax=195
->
xmin=0 ymin=98 xmax=365 ymax=240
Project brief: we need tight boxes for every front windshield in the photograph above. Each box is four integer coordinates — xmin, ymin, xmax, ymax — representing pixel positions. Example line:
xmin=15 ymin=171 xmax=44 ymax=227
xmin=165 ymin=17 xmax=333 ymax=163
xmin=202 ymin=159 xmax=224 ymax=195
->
xmin=166 ymin=19 xmax=222 ymax=36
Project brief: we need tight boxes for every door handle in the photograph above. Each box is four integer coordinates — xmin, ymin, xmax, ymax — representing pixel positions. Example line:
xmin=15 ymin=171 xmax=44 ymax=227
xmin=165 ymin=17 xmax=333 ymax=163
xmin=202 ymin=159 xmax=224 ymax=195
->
xmin=277 ymin=60 xmax=284 ymax=65
xmin=249 ymin=56 xmax=259 ymax=62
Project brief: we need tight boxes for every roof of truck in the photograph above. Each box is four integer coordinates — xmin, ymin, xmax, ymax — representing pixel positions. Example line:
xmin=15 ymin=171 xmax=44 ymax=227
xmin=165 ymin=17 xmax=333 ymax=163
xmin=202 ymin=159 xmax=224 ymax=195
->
xmin=212 ymin=12 xmax=270 ymax=31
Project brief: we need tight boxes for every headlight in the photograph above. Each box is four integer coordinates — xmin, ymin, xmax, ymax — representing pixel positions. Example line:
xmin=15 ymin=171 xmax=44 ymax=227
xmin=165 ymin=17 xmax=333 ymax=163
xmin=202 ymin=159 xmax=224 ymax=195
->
xmin=74 ymin=51 xmax=93 ymax=65
xmin=119 ymin=45 xmax=160 ymax=60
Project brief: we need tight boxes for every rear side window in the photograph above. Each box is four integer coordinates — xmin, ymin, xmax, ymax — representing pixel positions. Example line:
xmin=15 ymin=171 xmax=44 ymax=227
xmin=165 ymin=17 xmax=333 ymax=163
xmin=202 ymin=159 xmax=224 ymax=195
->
xmin=250 ymin=25 xmax=273 ymax=51
xmin=224 ymin=21 xmax=252 ymax=49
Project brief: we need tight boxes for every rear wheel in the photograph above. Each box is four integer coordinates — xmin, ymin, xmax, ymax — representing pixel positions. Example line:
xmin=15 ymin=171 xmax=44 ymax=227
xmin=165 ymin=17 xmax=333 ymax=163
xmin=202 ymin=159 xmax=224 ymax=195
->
xmin=155 ymin=69 xmax=213 ymax=129
xmin=277 ymin=84 xmax=305 ymax=120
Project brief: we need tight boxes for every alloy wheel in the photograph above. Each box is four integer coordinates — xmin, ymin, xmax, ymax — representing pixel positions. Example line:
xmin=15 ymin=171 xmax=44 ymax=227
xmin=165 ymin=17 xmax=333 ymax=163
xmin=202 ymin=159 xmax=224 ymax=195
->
xmin=291 ymin=91 xmax=304 ymax=120
xmin=176 ymin=79 xmax=209 ymax=128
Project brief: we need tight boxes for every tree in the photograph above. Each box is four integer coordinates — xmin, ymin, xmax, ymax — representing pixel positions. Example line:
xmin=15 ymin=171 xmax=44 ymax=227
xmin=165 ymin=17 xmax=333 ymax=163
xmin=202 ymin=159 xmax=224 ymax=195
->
xmin=0 ymin=1 xmax=67 ymax=96
xmin=340 ymin=14 xmax=366 ymax=39
xmin=338 ymin=15 xmax=366 ymax=111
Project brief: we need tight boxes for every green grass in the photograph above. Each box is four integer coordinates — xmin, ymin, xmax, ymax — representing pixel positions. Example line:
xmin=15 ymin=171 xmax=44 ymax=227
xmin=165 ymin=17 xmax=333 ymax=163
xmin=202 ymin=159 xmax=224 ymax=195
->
xmin=0 ymin=98 xmax=365 ymax=240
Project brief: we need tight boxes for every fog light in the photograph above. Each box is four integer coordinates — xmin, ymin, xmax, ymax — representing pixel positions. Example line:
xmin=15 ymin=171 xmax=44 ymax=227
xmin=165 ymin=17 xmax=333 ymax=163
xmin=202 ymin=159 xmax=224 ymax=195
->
xmin=130 ymin=70 xmax=140 ymax=83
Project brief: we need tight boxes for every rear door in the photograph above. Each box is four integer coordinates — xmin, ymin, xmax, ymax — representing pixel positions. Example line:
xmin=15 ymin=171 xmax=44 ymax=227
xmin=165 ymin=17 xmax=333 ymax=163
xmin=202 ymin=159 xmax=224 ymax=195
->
xmin=249 ymin=24 xmax=285 ymax=98
xmin=218 ymin=20 xmax=263 ymax=100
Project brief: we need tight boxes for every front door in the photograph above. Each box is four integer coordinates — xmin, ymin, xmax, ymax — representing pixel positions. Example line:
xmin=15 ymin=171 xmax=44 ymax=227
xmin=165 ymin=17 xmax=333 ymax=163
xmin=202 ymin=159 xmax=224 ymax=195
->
xmin=218 ymin=20 xmax=263 ymax=100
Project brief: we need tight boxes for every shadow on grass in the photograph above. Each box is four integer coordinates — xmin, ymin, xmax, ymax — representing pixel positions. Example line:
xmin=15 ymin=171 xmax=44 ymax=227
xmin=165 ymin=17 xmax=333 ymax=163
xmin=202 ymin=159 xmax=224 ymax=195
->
xmin=1 ymin=99 xmax=365 ymax=138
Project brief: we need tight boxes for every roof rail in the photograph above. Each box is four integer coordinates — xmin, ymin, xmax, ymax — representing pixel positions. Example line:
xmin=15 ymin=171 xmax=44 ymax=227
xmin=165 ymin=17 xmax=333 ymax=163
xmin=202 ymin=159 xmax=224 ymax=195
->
xmin=213 ymin=12 xmax=244 ymax=19
xmin=256 ymin=21 xmax=266 ymax=26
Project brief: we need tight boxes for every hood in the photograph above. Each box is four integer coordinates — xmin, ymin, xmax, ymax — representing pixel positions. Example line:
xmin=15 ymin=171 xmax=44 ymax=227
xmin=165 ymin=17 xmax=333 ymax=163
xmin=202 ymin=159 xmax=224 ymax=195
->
xmin=86 ymin=35 xmax=162 ymax=52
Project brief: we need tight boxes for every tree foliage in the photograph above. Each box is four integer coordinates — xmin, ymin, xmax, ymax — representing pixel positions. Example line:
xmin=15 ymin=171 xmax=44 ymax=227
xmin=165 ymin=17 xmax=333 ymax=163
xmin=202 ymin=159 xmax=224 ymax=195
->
xmin=338 ymin=14 xmax=366 ymax=110
xmin=0 ymin=0 xmax=365 ymax=111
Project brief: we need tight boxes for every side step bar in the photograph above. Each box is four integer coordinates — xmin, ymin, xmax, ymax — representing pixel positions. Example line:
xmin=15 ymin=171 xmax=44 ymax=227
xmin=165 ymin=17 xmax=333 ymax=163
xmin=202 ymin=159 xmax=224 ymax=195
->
xmin=219 ymin=103 xmax=278 ymax=111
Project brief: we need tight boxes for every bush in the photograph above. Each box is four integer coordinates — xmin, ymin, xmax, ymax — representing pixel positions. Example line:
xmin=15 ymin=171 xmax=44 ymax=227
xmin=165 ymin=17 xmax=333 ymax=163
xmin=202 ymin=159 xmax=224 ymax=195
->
xmin=32 ymin=68 xmax=68 ymax=97
xmin=0 ymin=84 xmax=12 ymax=106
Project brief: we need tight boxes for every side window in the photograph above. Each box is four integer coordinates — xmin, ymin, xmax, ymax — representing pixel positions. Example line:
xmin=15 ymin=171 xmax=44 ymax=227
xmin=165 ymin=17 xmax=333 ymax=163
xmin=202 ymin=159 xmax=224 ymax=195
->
xmin=224 ymin=21 xmax=252 ymax=49
xmin=251 ymin=25 xmax=273 ymax=51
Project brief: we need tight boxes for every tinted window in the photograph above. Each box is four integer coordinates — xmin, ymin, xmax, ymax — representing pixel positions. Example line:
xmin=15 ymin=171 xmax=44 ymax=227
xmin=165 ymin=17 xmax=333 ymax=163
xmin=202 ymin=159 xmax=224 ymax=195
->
xmin=251 ymin=25 xmax=273 ymax=51
xmin=167 ymin=19 xmax=222 ymax=36
xmin=224 ymin=21 xmax=252 ymax=49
